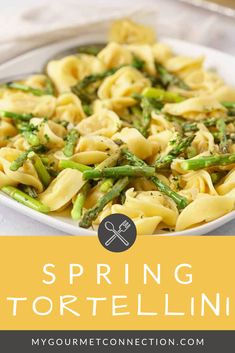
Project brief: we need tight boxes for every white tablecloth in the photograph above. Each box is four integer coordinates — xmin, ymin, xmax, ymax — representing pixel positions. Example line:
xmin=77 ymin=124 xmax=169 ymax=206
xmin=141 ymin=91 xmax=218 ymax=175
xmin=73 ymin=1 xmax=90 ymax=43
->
xmin=0 ymin=0 xmax=235 ymax=235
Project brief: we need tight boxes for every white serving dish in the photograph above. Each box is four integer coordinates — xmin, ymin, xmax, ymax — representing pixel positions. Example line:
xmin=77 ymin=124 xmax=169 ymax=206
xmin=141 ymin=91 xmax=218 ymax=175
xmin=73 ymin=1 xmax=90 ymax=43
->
xmin=0 ymin=33 xmax=235 ymax=236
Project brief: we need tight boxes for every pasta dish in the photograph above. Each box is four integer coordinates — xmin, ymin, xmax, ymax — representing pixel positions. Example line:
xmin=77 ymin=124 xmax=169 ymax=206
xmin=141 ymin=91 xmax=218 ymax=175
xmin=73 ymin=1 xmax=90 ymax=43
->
xmin=0 ymin=19 xmax=235 ymax=235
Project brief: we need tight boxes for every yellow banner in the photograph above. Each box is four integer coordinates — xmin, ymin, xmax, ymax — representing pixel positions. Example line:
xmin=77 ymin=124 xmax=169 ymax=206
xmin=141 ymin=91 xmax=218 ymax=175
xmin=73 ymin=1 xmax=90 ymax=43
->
xmin=0 ymin=236 xmax=234 ymax=330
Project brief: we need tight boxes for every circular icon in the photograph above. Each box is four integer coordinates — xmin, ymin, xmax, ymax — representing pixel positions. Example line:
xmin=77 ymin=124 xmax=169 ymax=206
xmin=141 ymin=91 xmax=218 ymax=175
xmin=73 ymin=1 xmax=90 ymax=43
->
xmin=98 ymin=214 xmax=137 ymax=252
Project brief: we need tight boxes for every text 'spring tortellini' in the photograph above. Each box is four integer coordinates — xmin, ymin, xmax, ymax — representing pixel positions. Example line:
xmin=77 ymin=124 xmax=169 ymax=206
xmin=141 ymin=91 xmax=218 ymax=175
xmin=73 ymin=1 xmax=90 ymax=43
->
xmin=1 ymin=18 xmax=235 ymax=235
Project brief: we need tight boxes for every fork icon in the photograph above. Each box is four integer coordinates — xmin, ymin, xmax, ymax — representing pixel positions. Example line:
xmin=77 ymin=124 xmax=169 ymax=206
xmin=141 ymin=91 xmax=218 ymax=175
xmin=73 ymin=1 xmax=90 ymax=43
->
xmin=105 ymin=220 xmax=131 ymax=247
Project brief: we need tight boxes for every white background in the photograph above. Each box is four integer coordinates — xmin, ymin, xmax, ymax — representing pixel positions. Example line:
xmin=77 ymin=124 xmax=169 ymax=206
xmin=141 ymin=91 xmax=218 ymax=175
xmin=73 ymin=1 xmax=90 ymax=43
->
xmin=0 ymin=0 xmax=234 ymax=235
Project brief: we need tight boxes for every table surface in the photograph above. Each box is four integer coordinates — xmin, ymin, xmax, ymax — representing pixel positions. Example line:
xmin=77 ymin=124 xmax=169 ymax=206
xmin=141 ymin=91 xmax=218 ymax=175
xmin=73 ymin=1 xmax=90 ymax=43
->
xmin=0 ymin=0 xmax=234 ymax=235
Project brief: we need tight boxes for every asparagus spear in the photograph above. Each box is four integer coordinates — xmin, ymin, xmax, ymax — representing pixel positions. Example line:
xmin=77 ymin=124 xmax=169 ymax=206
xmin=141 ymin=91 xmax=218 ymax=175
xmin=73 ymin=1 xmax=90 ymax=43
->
xmin=58 ymin=160 xmax=92 ymax=172
xmin=155 ymin=135 xmax=195 ymax=169
xmin=63 ymin=129 xmax=79 ymax=157
xmin=71 ymin=152 xmax=120 ymax=221
xmin=82 ymin=104 xmax=93 ymax=116
xmin=20 ymin=185 xmax=38 ymax=198
xmin=121 ymin=148 xmax=188 ymax=209
xmin=71 ymin=183 xmax=91 ymax=220
xmin=143 ymin=87 xmax=185 ymax=103
xmin=28 ymin=152 xmax=51 ymax=188
xmin=186 ymin=146 xmax=197 ymax=159
xmin=23 ymin=130 xmax=40 ymax=147
xmin=131 ymin=56 xmax=145 ymax=70
xmin=216 ymin=118 xmax=228 ymax=153
xmin=100 ymin=178 xmax=114 ymax=192
xmin=95 ymin=150 xmax=121 ymax=169
xmin=73 ymin=57 xmax=147 ymax=97
xmin=0 ymin=110 xmax=33 ymax=121
xmin=10 ymin=150 xmax=31 ymax=171
xmin=79 ymin=177 xmax=129 ymax=228
xmin=1 ymin=186 xmax=50 ymax=213
xmin=181 ymin=153 xmax=235 ymax=171
xmin=77 ymin=44 xmax=105 ymax=56
xmin=6 ymin=82 xmax=47 ymax=96
xmin=222 ymin=102 xmax=235 ymax=116
xmin=151 ymin=175 xmax=188 ymax=209
xmin=183 ymin=116 xmax=235 ymax=132
xmin=44 ymin=77 xmax=55 ymax=95
xmin=71 ymin=85 xmax=93 ymax=104
xmin=9 ymin=145 xmax=47 ymax=171
xmin=133 ymin=97 xmax=153 ymax=137
xmin=83 ymin=165 xmax=155 ymax=180
xmin=73 ymin=66 xmax=121 ymax=91
xmin=155 ymin=62 xmax=190 ymax=90
xmin=211 ymin=171 xmax=226 ymax=185
xmin=222 ymin=102 xmax=235 ymax=109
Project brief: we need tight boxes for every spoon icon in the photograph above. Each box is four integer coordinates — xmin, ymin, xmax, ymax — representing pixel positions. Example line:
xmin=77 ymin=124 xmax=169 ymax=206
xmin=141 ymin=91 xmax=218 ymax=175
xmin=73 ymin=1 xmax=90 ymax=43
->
xmin=105 ymin=221 xmax=129 ymax=247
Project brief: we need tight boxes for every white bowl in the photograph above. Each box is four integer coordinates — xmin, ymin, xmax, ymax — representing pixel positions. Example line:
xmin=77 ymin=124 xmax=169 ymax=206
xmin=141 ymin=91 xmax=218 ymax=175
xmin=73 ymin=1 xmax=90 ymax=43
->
xmin=0 ymin=34 xmax=235 ymax=236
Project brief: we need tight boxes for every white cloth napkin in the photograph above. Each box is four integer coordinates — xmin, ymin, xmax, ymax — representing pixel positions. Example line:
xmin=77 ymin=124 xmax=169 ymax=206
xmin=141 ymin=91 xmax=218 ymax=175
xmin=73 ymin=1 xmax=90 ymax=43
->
xmin=0 ymin=0 xmax=234 ymax=65
xmin=0 ymin=0 xmax=159 ymax=64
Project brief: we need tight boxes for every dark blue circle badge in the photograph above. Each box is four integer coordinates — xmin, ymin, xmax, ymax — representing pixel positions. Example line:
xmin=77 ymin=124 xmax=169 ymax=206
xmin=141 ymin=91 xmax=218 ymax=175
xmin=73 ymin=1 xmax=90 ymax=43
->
xmin=98 ymin=214 xmax=137 ymax=252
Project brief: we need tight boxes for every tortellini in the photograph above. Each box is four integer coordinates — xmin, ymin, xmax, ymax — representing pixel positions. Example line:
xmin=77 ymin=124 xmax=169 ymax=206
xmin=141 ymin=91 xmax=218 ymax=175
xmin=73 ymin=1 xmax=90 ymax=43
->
xmin=0 ymin=147 xmax=43 ymax=191
xmin=114 ymin=127 xmax=153 ymax=160
xmin=39 ymin=169 xmax=85 ymax=211
xmin=24 ymin=74 xmax=51 ymax=90
xmin=163 ymin=96 xmax=226 ymax=120
xmin=109 ymin=19 xmax=156 ymax=44
xmin=127 ymin=44 xmax=156 ymax=75
xmin=152 ymin=43 xmax=172 ymax=64
xmin=164 ymin=56 xmax=204 ymax=79
xmin=97 ymin=188 xmax=178 ymax=234
xmin=179 ymin=170 xmax=217 ymax=202
xmin=98 ymin=42 xmax=132 ymax=69
xmin=54 ymin=93 xmax=86 ymax=124
xmin=47 ymin=55 xmax=104 ymax=93
xmin=98 ymin=66 xmax=150 ymax=101
xmin=217 ymin=168 xmax=235 ymax=195
xmin=30 ymin=118 xmax=66 ymax=149
xmin=176 ymin=194 xmax=234 ymax=231
xmin=76 ymin=109 xmax=121 ymax=137
xmin=71 ymin=135 xmax=119 ymax=165
xmin=0 ymin=92 xmax=56 ymax=117
xmin=0 ymin=121 xmax=17 ymax=147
